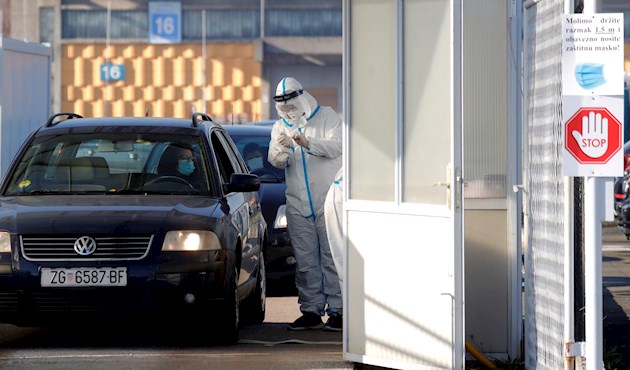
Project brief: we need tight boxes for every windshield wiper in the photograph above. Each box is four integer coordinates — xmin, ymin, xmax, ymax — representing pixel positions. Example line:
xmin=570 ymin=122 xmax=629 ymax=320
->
xmin=105 ymin=189 xmax=161 ymax=195
xmin=21 ymin=189 xmax=72 ymax=195
xmin=106 ymin=189 xmax=202 ymax=195
xmin=24 ymin=190 xmax=117 ymax=195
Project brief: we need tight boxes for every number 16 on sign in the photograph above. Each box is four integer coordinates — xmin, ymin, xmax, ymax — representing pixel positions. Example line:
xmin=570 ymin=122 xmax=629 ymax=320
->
xmin=148 ymin=1 xmax=181 ymax=44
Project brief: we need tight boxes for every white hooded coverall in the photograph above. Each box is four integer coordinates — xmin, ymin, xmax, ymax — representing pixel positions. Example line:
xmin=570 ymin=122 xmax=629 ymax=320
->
xmin=268 ymin=77 xmax=342 ymax=316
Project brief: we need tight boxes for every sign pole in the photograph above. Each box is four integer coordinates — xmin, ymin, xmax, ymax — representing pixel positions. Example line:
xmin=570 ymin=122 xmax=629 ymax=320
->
xmin=584 ymin=176 xmax=602 ymax=370
xmin=582 ymin=2 xmax=602 ymax=370
xmin=562 ymin=0 xmax=623 ymax=367
xmin=104 ymin=0 xmax=111 ymax=116
xmin=584 ymin=0 xmax=602 ymax=367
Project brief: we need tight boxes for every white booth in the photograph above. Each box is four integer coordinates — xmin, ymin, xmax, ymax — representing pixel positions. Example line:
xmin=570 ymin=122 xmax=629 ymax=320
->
xmin=343 ymin=0 xmax=521 ymax=368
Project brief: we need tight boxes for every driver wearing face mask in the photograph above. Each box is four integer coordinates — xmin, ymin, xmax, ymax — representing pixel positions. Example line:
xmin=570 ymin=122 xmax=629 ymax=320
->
xmin=158 ymin=142 xmax=199 ymax=184
xmin=177 ymin=155 xmax=195 ymax=176
xmin=243 ymin=143 xmax=265 ymax=171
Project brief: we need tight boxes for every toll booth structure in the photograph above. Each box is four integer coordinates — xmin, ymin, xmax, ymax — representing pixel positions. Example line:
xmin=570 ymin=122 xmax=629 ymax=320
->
xmin=342 ymin=1 xmax=522 ymax=368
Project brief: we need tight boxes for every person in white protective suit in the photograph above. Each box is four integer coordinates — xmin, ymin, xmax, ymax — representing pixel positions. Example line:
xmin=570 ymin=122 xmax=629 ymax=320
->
xmin=268 ymin=77 xmax=343 ymax=331
xmin=324 ymin=167 xmax=344 ymax=295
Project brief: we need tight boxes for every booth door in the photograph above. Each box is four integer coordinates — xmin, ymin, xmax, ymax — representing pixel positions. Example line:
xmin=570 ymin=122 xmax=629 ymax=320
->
xmin=345 ymin=0 xmax=464 ymax=369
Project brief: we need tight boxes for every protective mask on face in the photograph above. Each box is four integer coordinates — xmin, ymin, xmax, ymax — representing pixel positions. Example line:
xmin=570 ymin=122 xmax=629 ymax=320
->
xmin=277 ymin=102 xmax=304 ymax=125
xmin=280 ymin=110 xmax=304 ymax=124
xmin=177 ymin=159 xmax=195 ymax=176
xmin=575 ymin=63 xmax=606 ymax=89
xmin=247 ymin=157 xmax=264 ymax=170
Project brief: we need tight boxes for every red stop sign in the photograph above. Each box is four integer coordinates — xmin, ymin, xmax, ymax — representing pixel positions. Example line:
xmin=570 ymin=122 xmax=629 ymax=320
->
xmin=564 ymin=107 xmax=622 ymax=164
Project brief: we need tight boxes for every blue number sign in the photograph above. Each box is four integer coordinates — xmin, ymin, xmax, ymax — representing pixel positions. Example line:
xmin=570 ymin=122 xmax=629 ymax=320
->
xmin=100 ymin=64 xmax=125 ymax=81
xmin=148 ymin=1 xmax=181 ymax=44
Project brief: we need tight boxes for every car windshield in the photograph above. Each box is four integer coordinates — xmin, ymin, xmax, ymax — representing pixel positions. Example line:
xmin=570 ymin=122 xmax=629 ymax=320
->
xmin=229 ymin=133 xmax=285 ymax=183
xmin=3 ymin=133 xmax=213 ymax=196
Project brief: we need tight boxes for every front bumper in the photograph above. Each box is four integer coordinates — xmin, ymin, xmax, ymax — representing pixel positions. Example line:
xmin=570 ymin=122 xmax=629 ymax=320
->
xmin=0 ymin=250 xmax=229 ymax=325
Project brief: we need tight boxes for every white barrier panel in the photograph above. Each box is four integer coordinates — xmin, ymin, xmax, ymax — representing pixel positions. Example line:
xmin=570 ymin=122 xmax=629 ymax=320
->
xmin=0 ymin=37 xmax=51 ymax=178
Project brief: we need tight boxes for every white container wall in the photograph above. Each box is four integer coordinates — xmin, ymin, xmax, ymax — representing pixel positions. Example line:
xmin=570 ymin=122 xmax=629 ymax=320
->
xmin=0 ymin=37 xmax=51 ymax=178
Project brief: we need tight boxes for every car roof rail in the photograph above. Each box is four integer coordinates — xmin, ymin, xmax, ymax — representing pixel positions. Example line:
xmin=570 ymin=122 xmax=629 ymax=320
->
xmin=191 ymin=112 xmax=213 ymax=127
xmin=45 ymin=112 xmax=83 ymax=127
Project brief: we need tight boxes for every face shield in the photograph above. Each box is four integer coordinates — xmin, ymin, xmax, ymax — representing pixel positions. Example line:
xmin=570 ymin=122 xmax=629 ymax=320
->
xmin=274 ymin=90 xmax=309 ymax=126
xmin=273 ymin=89 xmax=304 ymax=104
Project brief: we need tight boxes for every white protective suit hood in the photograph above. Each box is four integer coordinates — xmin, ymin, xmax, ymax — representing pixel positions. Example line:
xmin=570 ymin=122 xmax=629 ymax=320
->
xmin=274 ymin=77 xmax=318 ymax=127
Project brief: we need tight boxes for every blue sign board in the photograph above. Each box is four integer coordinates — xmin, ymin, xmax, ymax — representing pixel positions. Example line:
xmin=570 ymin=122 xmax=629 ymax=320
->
xmin=148 ymin=1 xmax=182 ymax=44
xmin=100 ymin=64 xmax=125 ymax=81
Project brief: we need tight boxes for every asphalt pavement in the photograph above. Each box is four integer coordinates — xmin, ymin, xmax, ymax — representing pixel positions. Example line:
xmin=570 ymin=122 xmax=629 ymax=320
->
xmin=238 ymin=299 xmax=351 ymax=370
xmin=0 ymin=296 xmax=351 ymax=370
xmin=602 ymin=224 xmax=630 ymax=366
xmin=243 ymin=226 xmax=630 ymax=370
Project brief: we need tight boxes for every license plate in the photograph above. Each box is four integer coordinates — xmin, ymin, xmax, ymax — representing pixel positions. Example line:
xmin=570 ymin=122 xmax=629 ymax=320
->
xmin=41 ymin=267 xmax=127 ymax=287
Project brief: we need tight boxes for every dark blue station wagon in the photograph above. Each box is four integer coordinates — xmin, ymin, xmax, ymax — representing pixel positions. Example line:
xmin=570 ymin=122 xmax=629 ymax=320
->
xmin=0 ymin=113 xmax=267 ymax=344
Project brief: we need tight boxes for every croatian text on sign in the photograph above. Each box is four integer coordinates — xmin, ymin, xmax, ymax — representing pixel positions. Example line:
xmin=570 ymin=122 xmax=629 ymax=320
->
xmin=562 ymin=13 xmax=624 ymax=96
xmin=561 ymin=13 xmax=624 ymax=177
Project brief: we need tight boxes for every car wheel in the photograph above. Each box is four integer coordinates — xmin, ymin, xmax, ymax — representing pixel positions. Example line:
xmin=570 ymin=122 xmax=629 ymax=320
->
xmin=217 ymin=264 xmax=240 ymax=345
xmin=241 ymin=252 xmax=266 ymax=325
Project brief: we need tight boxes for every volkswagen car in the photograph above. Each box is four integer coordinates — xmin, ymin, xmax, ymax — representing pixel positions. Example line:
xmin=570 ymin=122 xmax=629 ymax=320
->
xmin=0 ymin=112 xmax=267 ymax=344
xmin=224 ymin=124 xmax=295 ymax=295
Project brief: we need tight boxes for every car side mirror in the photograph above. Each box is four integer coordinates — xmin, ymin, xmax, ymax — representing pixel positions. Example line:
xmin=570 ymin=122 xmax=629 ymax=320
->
xmin=224 ymin=173 xmax=260 ymax=193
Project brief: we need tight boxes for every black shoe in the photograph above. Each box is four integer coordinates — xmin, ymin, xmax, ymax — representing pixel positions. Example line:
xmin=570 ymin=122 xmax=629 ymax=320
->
xmin=323 ymin=313 xmax=342 ymax=332
xmin=288 ymin=312 xmax=324 ymax=331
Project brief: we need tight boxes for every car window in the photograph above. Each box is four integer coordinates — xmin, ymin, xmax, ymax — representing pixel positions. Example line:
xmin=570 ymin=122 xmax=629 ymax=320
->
xmin=210 ymin=131 xmax=238 ymax=185
xmin=3 ymin=133 xmax=213 ymax=196
xmin=76 ymin=138 xmax=152 ymax=174
xmin=228 ymin=132 xmax=285 ymax=183
xmin=217 ymin=131 xmax=248 ymax=174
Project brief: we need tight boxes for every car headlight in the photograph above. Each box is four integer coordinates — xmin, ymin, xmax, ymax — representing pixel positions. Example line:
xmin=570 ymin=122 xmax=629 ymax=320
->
xmin=274 ymin=205 xmax=287 ymax=229
xmin=161 ymin=231 xmax=221 ymax=251
xmin=0 ymin=232 xmax=9 ymax=252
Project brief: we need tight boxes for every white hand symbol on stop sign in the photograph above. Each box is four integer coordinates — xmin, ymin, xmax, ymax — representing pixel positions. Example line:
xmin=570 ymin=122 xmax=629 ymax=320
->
xmin=571 ymin=111 xmax=608 ymax=159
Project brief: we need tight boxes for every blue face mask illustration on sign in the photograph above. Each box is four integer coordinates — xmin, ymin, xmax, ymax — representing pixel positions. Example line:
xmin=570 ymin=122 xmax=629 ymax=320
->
xmin=575 ymin=63 xmax=606 ymax=89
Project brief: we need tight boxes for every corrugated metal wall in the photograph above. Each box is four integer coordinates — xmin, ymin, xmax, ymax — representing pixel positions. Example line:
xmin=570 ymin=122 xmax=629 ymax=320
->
xmin=523 ymin=0 xmax=566 ymax=369
xmin=463 ymin=0 xmax=508 ymax=199
xmin=462 ymin=1 xmax=513 ymax=357
xmin=61 ymin=43 xmax=262 ymax=122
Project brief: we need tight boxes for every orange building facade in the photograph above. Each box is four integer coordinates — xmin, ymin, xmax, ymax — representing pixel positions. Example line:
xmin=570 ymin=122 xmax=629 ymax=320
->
xmin=61 ymin=43 xmax=262 ymax=123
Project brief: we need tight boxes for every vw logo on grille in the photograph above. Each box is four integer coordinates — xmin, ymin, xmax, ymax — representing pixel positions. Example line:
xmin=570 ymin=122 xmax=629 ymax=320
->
xmin=74 ymin=236 xmax=97 ymax=256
